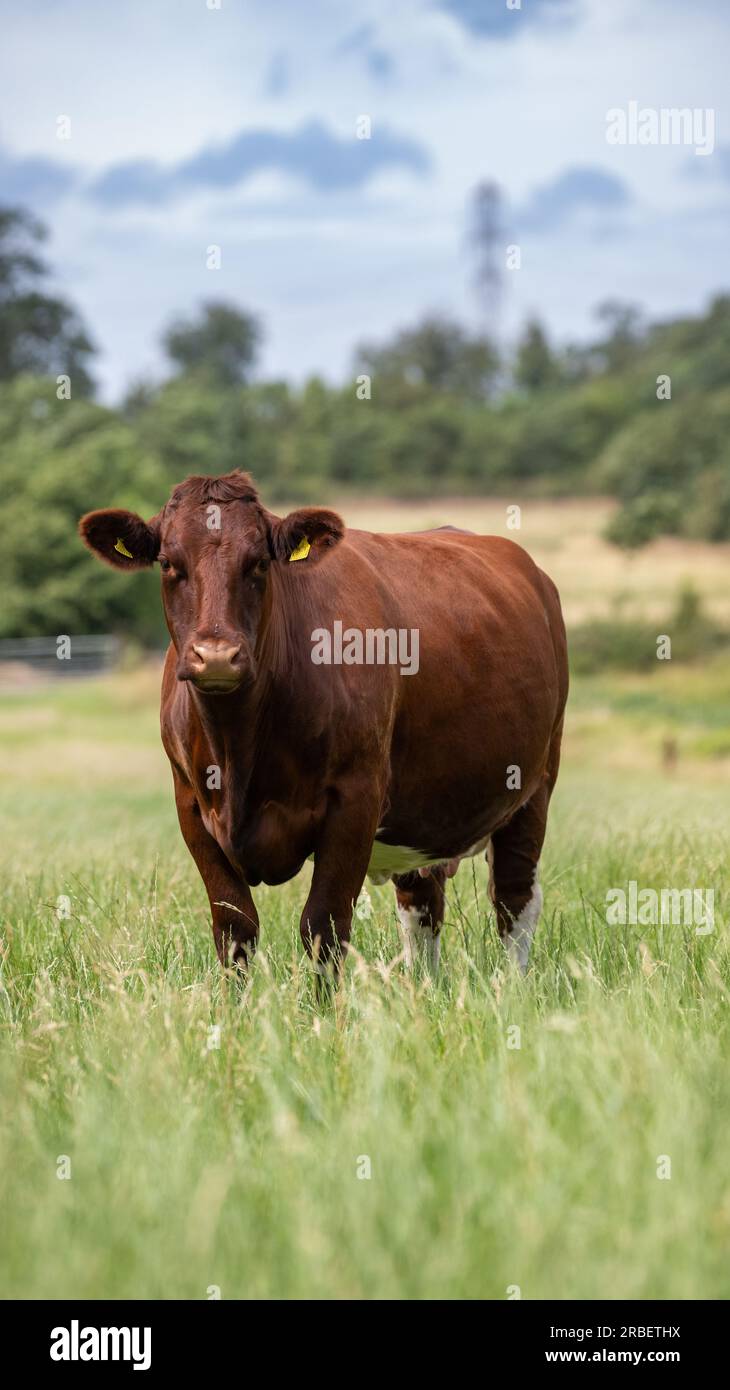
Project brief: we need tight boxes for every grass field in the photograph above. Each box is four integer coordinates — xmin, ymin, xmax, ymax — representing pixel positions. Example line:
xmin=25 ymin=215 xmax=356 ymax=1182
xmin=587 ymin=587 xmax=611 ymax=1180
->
xmin=1 ymin=501 xmax=729 ymax=1301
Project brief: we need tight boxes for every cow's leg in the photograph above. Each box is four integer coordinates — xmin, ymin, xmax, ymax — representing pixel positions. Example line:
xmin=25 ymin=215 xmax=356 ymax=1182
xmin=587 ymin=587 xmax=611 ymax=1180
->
xmin=174 ymin=778 xmax=258 ymax=970
xmin=392 ymin=866 xmax=447 ymax=972
xmin=488 ymin=792 xmax=547 ymax=973
xmin=488 ymin=724 xmax=562 ymax=973
xmin=301 ymin=783 xmax=381 ymax=982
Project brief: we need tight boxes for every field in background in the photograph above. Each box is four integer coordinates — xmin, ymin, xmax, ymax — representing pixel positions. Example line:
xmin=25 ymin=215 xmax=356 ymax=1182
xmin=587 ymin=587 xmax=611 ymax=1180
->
xmin=341 ymin=496 xmax=730 ymax=627
xmin=0 ymin=504 xmax=729 ymax=1300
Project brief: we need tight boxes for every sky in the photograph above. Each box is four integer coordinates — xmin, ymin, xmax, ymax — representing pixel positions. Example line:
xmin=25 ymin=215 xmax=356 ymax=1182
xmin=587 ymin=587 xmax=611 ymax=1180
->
xmin=1 ymin=0 xmax=728 ymax=400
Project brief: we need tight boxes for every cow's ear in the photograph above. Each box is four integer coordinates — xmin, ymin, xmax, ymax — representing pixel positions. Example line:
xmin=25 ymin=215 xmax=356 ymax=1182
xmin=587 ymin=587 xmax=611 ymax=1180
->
xmin=79 ymin=508 xmax=161 ymax=570
xmin=270 ymin=507 xmax=345 ymax=563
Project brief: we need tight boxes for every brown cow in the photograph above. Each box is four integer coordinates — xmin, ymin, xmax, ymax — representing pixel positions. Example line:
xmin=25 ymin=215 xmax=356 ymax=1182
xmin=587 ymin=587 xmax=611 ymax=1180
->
xmin=79 ymin=471 xmax=568 ymax=977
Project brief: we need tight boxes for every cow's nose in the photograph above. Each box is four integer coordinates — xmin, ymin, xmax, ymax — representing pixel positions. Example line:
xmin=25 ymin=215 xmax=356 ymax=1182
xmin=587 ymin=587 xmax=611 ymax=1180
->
xmin=189 ymin=642 xmax=242 ymax=688
xmin=192 ymin=642 xmax=241 ymax=670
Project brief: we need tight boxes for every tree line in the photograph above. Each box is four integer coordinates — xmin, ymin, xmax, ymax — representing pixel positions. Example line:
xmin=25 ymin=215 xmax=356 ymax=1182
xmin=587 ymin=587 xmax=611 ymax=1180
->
xmin=1 ymin=202 xmax=729 ymax=641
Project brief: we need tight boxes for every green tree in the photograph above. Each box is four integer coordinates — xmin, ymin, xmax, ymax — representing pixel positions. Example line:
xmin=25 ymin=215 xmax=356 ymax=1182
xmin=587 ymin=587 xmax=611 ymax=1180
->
xmin=163 ymin=301 xmax=261 ymax=386
xmin=0 ymin=206 xmax=96 ymax=395
xmin=598 ymin=389 xmax=730 ymax=546
xmin=356 ymin=315 xmax=499 ymax=402
xmin=593 ymin=299 xmax=643 ymax=373
xmin=0 ymin=377 xmax=167 ymax=641
xmin=514 ymin=318 xmax=557 ymax=392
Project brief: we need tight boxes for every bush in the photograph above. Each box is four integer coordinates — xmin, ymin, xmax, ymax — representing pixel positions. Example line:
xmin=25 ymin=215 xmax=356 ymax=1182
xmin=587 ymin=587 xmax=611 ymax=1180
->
xmin=569 ymin=585 xmax=727 ymax=674
xmin=596 ymin=389 xmax=730 ymax=545
xmin=0 ymin=377 xmax=168 ymax=643
xmin=604 ymin=493 xmax=683 ymax=549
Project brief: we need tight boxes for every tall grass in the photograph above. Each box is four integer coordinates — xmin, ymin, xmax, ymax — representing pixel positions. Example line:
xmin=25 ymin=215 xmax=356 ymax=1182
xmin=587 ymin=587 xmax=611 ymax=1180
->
xmin=0 ymin=672 xmax=729 ymax=1299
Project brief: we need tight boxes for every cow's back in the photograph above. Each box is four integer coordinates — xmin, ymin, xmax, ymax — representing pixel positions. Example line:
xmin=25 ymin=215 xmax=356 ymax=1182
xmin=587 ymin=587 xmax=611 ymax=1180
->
xmin=340 ymin=526 xmax=566 ymax=714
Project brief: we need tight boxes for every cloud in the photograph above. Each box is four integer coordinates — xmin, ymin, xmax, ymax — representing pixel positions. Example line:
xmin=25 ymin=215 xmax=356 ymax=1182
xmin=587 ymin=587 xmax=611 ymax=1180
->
xmin=263 ymin=52 xmax=291 ymax=98
xmin=684 ymin=144 xmax=730 ymax=181
xmin=518 ymin=166 xmax=631 ymax=232
xmin=435 ymin=0 xmax=579 ymax=39
xmin=89 ymin=120 xmax=431 ymax=207
xmin=335 ymin=22 xmax=395 ymax=80
xmin=1 ymin=0 xmax=725 ymax=403
xmin=0 ymin=146 xmax=77 ymax=206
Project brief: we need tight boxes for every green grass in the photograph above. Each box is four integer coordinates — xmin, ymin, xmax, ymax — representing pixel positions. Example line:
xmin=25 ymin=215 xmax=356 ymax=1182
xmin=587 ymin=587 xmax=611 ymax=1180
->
xmin=0 ymin=668 xmax=729 ymax=1300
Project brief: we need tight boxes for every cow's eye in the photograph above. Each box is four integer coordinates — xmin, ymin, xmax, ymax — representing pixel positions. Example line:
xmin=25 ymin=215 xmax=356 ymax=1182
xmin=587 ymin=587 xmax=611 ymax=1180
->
xmin=251 ymin=558 xmax=269 ymax=579
xmin=160 ymin=557 xmax=184 ymax=577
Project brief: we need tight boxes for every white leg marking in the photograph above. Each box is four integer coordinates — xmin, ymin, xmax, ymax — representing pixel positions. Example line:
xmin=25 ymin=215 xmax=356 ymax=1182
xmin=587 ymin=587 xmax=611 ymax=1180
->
xmin=396 ymin=905 xmax=441 ymax=973
xmin=505 ymin=871 xmax=543 ymax=974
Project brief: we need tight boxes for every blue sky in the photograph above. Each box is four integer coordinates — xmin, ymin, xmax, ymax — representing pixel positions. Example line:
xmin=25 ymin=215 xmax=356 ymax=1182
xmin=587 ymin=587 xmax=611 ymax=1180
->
xmin=1 ymin=0 xmax=728 ymax=399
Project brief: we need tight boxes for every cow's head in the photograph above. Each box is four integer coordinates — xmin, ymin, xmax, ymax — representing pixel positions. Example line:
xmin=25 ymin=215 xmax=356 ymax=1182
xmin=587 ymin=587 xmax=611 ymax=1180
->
xmin=79 ymin=471 xmax=344 ymax=694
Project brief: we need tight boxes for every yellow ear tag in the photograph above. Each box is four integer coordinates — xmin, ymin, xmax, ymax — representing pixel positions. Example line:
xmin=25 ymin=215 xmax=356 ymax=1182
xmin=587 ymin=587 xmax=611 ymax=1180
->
xmin=289 ymin=537 xmax=311 ymax=563
xmin=114 ymin=537 xmax=134 ymax=559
